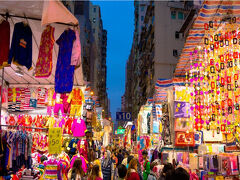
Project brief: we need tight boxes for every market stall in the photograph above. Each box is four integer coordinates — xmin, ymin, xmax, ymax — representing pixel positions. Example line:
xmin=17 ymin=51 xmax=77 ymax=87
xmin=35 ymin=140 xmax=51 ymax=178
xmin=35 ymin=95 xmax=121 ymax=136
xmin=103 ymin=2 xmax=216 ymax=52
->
xmin=0 ymin=1 xmax=103 ymax=179
xmin=173 ymin=0 xmax=240 ymax=179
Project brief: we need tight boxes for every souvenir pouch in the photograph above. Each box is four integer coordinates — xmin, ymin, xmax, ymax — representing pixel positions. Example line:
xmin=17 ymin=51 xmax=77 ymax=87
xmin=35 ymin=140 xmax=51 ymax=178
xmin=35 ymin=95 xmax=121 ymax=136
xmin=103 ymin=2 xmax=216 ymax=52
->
xmin=203 ymin=155 xmax=210 ymax=171
xmin=230 ymin=155 xmax=238 ymax=175
xmin=177 ymin=152 xmax=183 ymax=164
xmin=199 ymin=156 xmax=204 ymax=169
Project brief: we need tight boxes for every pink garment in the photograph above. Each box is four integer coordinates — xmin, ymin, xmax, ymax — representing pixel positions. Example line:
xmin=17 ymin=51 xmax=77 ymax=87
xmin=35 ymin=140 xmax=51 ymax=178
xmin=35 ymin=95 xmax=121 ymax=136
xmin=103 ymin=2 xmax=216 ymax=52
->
xmin=59 ymin=118 xmax=65 ymax=128
xmin=54 ymin=103 xmax=64 ymax=117
xmin=71 ymin=30 xmax=81 ymax=66
xmin=70 ymin=155 xmax=87 ymax=173
xmin=47 ymin=106 xmax=54 ymax=116
xmin=71 ymin=118 xmax=86 ymax=137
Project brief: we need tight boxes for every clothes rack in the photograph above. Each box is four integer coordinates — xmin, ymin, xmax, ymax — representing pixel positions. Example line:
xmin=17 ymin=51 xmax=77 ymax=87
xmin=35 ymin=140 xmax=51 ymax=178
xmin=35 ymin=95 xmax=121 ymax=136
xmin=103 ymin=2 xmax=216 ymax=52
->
xmin=0 ymin=12 xmax=78 ymax=26
xmin=0 ymin=124 xmax=48 ymax=131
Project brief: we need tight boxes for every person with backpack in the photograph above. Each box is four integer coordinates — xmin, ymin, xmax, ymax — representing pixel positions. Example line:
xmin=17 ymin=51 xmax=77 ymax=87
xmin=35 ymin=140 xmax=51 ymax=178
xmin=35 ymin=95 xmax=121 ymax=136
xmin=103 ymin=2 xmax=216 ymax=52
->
xmin=142 ymin=150 xmax=150 ymax=180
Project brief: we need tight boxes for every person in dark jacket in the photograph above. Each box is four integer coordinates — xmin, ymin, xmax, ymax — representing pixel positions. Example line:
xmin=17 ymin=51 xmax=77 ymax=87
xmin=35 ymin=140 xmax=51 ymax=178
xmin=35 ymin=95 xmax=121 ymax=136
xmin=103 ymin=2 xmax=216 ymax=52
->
xmin=172 ymin=167 xmax=189 ymax=180
xmin=159 ymin=163 xmax=174 ymax=180
xmin=117 ymin=149 xmax=124 ymax=166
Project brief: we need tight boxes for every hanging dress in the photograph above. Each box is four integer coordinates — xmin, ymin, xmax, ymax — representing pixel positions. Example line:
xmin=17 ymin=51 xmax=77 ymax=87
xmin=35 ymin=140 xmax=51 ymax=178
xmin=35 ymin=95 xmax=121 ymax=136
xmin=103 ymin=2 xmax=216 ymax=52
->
xmin=55 ymin=29 xmax=75 ymax=93
xmin=35 ymin=25 xmax=55 ymax=78
xmin=0 ymin=20 xmax=10 ymax=68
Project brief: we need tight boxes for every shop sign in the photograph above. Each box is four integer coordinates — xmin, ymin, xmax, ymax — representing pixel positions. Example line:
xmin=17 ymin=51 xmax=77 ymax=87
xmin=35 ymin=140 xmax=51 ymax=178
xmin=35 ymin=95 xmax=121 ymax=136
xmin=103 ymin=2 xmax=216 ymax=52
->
xmin=175 ymin=131 xmax=195 ymax=147
xmin=117 ymin=128 xmax=125 ymax=134
xmin=116 ymin=112 xmax=132 ymax=121
xmin=174 ymin=101 xmax=190 ymax=118
xmin=48 ymin=127 xmax=62 ymax=154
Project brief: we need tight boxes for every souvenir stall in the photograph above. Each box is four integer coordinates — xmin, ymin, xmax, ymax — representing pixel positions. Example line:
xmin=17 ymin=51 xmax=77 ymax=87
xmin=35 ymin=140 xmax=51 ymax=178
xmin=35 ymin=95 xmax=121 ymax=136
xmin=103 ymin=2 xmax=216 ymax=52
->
xmin=173 ymin=0 xmax=240 ymax=179
xmin=0 ymin=1 xmax=99 ymax=179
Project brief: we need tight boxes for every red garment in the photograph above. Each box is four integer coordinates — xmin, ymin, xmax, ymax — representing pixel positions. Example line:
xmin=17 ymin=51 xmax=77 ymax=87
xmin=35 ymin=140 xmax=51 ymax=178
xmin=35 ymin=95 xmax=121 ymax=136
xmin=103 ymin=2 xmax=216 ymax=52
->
xmin=65 ymin=117 xmax=73 ymax=134
xmin=127 ymin=172 xmax=140 ymax=180
xmin=35 ymin=25 xmax=55 ymax=78
xmin=8 ymin=116 xmax=16 ymax=125
xmin=0 ymin=20 xmax=10 ymax=67
xmin=61 ymin=93 xmax=70 ymax=114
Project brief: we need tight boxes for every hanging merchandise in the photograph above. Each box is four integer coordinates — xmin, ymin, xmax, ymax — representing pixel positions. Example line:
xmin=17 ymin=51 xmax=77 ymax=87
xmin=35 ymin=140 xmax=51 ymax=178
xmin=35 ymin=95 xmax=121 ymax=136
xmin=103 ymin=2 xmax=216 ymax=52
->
xmin=71 ymin=117 xmax=87 ymax=137
xmin=35 ymin=25 xmax=55 ymax=78
xmin=55 ymin=29 xmax=76 ymax=93
xmin=187 ymin=18 xmax=240 ymax=145
xmin=68 ymin=88 xmax=85 ymax=116
xmin=0 ymin=19 xmax=10 ymax=68
xmin=8 ymin=22 xmax=32 ymax=70
xmin=71 ymin=29 xmax=81 ymax=66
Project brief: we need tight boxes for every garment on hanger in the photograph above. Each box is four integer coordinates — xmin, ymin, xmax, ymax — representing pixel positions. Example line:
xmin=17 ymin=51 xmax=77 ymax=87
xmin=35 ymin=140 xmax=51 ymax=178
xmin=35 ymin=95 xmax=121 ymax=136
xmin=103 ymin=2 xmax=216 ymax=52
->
xmin=71 ymin=118 xmax=86 ymax=137
xmin=0 ymin=19 xmax=10 ymax=68
xmin=71 ymin=29 xmax=81 ymax=66
xmin=35 ymin=25 xmax=55 ymax=78
xmin=68 ymin=88 xmax=85 ymax=116
xmin=44 ymin=158 xmax=61 ymax=180
xmin=55 ymin=29 xmax=75 ymax=93
xmin=8 ymin=22 xmax=32 ymax=70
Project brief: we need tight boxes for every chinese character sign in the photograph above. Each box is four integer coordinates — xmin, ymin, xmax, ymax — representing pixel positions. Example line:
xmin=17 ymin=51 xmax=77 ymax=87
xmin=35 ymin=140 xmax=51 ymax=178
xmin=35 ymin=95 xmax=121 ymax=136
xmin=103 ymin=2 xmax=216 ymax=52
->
xmin=48 ymin=127 xmax=62 ymax=154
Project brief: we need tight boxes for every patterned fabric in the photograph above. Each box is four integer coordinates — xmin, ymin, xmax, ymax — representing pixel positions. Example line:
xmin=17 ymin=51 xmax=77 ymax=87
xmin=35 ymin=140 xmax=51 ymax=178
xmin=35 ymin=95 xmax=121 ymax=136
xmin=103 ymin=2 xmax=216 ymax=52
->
xmin=67 ymin=88 xmax=84 ymax=105
xmin=37 ymin=87 xmax=47 ymax=107
xmin=55 ymin=29 xmax=75 ymax=93
xmin=35 ymin=25 xmax=55 ymax=78
xmin=44 ymin=159 xmax=59 ymax=179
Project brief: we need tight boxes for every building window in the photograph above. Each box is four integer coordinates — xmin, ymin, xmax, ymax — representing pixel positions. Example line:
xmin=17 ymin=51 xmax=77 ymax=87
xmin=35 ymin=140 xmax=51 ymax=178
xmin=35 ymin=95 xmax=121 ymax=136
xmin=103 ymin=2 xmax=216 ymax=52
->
xmin=173 ymin=49 xmax=178 ymax=57
xmin=93 ymin=18 xmax=96 ymax=23
xmin=178 ymin=11 xmax=184 ymax=20
xmin=141 ymin=6 xmax=144 ymax=12
xmin=74 ymin=1 xmax=84 ymax=15
xmin=94 ymin=7 xmax=96 ymax=13
xmin=141 ymin=16 xmax=144 ymax=21
xmin=171 ymin=10 xmax=176 ymax=19
xmin=175 ymin=31 xmax=179 ymax=39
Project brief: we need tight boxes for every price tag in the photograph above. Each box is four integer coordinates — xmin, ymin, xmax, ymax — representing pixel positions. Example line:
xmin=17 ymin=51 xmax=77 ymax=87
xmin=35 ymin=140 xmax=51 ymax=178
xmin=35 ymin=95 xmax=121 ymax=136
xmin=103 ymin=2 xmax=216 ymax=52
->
xmin=48 ymin=127 xmax=62 ymax=154
xmin=81 ymin=140 xmax=85 ymax=145
xmin=77 ymin=118 xmax=81 ymax=123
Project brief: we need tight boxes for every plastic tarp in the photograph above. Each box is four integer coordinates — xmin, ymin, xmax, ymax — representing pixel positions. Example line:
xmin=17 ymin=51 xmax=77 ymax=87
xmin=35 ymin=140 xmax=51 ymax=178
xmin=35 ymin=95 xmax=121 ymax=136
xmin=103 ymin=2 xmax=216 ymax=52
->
xmin=175 ymin=0 xmax=240 ymax=77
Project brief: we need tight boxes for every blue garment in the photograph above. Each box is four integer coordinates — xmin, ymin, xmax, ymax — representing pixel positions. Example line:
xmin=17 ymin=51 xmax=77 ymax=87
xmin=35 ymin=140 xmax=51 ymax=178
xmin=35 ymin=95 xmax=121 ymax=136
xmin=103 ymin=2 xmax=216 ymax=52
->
xmin=55 ymin=29 xmax=75 ymax=93
xmin=8 ymin=22 xmax=32 ymax=70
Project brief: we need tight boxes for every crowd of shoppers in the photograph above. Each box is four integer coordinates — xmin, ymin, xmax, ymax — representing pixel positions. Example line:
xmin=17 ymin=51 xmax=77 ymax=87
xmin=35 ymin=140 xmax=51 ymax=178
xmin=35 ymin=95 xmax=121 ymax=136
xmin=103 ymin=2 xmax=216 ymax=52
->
xmin=65 ymin=146 xmax=190 ymax=180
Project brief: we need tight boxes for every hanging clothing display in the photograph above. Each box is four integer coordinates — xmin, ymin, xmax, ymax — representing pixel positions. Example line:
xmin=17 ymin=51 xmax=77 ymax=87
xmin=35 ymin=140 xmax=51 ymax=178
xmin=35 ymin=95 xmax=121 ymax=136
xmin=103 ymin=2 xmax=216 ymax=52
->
xmin=71 ymin=29 xmax=81 ymax=66
xmin=55 ymin=29 xmax=75 ymax=93
xmin=68 ymin=88 xmax=85 ymax=116
xmin=71 ymin=118 xmax=86 ymax=137
xmin=8 ymin=22 xmax=32 ymax=70
xmin=35 ymin=25 xmax=55 ymax=78
xmin=0 ymin=20 xmax=10 ymax=68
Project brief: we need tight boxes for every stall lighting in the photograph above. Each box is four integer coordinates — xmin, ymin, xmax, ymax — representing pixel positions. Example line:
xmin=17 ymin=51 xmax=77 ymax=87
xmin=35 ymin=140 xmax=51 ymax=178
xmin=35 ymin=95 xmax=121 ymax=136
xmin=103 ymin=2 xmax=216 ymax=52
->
xmin=15 ymin=67 xmax=24 ymax=77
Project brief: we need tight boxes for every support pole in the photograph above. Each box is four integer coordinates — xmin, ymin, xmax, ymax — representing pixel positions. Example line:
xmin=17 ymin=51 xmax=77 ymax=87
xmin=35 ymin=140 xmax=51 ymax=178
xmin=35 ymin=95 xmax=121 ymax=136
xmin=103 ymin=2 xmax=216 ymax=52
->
xmin=0 ymin=68 xmax=4 ymax=130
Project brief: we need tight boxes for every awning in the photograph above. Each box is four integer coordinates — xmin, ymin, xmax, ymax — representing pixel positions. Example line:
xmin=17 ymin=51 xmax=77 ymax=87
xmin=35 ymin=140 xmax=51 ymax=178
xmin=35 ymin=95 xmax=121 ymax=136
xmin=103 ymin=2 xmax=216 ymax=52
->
xmin=0 ymin=0 xmax=84 ymax=87
xmin=175 ymin=0 xmax=240 ymax=77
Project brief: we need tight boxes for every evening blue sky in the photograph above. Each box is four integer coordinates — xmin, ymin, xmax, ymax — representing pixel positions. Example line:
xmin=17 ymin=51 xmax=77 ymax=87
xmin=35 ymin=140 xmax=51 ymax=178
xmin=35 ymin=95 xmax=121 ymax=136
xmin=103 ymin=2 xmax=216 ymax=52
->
xmin=93 ymin=1 xmax=134 ymax=122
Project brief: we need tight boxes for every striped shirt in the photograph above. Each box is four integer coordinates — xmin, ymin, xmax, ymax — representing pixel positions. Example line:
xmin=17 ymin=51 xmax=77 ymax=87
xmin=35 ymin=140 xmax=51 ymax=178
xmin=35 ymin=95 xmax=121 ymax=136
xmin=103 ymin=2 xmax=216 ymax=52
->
xmin=44 ymin=159 xmax=60 ymax=179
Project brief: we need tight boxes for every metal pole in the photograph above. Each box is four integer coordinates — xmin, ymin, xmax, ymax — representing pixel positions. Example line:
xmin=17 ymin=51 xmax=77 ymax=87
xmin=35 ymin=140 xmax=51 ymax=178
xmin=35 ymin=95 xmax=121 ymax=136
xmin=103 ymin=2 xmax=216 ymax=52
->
xmin=0 ymin=68 xmax=4 ymax=130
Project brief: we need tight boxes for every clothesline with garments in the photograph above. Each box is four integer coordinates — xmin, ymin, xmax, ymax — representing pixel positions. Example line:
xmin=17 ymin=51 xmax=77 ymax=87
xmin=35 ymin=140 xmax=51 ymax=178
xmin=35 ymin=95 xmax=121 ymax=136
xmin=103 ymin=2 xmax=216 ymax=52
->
xmin=0 ymin=11 xmax=84 ymax=87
